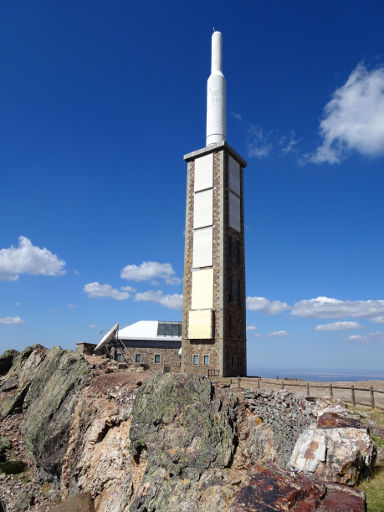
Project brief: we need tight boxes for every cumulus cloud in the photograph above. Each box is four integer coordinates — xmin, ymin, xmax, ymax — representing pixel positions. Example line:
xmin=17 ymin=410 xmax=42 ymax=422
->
xmin=246 ymin=325 xmax=257 ymax=331
xmin=0 ymin=316 xmax=24 ymax=325
xmin=315 ymin=321 xmax=362 ymax=332
xmin=268 ymin=330 xmax=288 ymax=338
xmin=135 ymin=290 xmax=183 ymax=310
xmin=292 ymin=296 xmax=384 ymax=319
xmin=121 ymin=285 xmax=136 ymax=293
xmin=347 ymin=331 xmax=384 ymax=343
xmin=370 ymin=315 xmax=384 ymax=323
xmin=121 ymin=261 xmax=181 ymax=285
xmin=0 ymin=236 xmax=66 ymax=281
xmin=247 ymin=126 xmax=273 ymax=158
xmin=246 ymin=296 xmax=289 ymax=315
xmin=310 ymin=63 xmax=384 ymax=164
xmin=84 ymin=282 xmax=130 ymax=301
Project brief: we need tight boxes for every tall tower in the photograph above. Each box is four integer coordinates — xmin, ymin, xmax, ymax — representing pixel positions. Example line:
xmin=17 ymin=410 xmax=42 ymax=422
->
xmin=181 ymin=31 xmax=247 ymax=377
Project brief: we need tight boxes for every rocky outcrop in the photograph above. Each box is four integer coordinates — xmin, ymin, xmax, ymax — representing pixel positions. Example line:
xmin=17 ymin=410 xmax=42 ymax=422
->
xmin=229 ymin=465 xmax=365 ymax=512
xmin=21 ymin=347 xmax=91 ymax=480
xmin=0 ymin=349 xmax=378 ymax=512
xmin=290 ymin=412 xmax=376 ymax=485
xmin=0 ymin=350 xmax=19 ymax=376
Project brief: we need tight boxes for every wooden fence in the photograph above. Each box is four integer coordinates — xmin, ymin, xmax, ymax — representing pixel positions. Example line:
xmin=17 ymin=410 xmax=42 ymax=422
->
xmin=224 ymin=377 xmax=384 ymax=411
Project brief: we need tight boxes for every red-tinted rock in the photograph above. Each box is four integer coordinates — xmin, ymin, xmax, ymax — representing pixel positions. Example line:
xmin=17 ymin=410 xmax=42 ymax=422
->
xmin=317 ymin=413 xmax=367 ymax=430
xmin=229 ymin=465 xmax=365 ymax=512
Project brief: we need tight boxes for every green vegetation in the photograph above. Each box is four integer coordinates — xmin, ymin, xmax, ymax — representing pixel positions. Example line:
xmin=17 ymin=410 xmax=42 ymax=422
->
xmin=359 ymin=466 xmax=384 ymax=512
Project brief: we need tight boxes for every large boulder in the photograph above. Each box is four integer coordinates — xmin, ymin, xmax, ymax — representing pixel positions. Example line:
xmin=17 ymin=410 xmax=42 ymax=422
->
xmin=229 ymin=464 xmax=365 ymax=512
xmin=290 ymin=412 xmax=376 ymax=485
xmin=21 ymin=347 xmax=91 ymax=480
xmin=129 ymin=373 xmax=238 ymax=511
xmin=0 ymin=349 xmax=19 ymax=375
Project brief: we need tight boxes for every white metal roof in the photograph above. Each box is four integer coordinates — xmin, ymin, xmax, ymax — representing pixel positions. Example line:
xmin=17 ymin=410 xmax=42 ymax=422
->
xmin=118 ymin=320 xmax=181 ymax=341
xmin=95 ymin=322 xmax=119 ymax=352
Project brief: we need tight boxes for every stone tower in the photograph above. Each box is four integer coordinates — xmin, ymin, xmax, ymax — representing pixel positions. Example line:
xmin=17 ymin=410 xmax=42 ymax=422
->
xmin=181 ymin=31 xmax=247 ymax=377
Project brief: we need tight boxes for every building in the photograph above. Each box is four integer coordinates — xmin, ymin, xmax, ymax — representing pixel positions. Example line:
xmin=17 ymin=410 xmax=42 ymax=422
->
xmin=95 ymin=321 xmax=182 ymax=372
xmin=181 ymin=31 xmax=247 ymax=377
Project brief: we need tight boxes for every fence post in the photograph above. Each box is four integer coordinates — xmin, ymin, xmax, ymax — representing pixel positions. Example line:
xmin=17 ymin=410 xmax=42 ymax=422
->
xmin=329 ymin=383 xmax=333 ymax=398
xmin=351 ymin=385 xmax=356 ymax=405
xmin=257 ymin=378 xmax=261 ymax=389
xmin=281 ymin=380 xmax=284 ymax=389
xmin=237 ymin=376 xmax=241 ymax=389
xmin=370 ymin=387 xmax=375 ymax=409
xmin=306 ymin=382 xmax=310 ymax=397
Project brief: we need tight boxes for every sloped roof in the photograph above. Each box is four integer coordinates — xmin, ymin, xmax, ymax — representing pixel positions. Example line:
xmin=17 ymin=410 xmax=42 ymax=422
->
xmin=118 ymin=320 xmax=181 ymax=341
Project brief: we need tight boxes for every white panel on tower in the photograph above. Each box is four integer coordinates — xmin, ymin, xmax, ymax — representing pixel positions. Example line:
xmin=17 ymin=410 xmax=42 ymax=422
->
xmin=194 ymin=154 xmax=213 ymax=192
xmin=229 ymin=191 xmax=241 ymax=232
xmin=188 ymin=310 xmax=213 ymax=339
xmin=228 ymin=155 xmax=240 ymax=195
xmin=193 ymin=227 xmax=212 ymax=268
xmin=194 ymin=189 xmax=213 ymax=229
xmin=191 ymin=268 xmax=213 ymax=310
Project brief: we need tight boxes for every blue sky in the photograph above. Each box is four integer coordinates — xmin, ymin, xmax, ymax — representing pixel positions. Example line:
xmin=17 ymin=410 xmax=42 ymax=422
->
xmin=1 ymin=1 xmax=384 ymax=373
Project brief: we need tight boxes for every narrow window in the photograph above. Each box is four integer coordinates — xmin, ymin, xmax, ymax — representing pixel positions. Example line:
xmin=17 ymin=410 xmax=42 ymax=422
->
xmin=237 ymin=278 xmax=241 ymax=307
xmin=193 ymin=354 xmax=199 ymax=365
xmin=231 ymin=355 xmax=234 ymax=366
xmin=135 ymin=354 xmax=141 ymax=363
xmin=236 ymin=240 xmax=241 ymax=265
xmin=154 ymin=354 xmax=161 ymax=364
xmin=238 ymin=356 xmax=241 ymax=366
xmin=115 ymin=353 xmax=122 ymax=362
xmin=203 ymin=355 xmax=210 ymax=366
xmin=228 ymin=235 xmax=232 ymax=262
xmin=228 ymin=276 xmax=232 ymax=303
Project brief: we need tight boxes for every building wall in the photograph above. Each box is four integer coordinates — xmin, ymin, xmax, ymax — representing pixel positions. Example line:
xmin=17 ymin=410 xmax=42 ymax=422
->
xmin=182 ymin=143 xmax=247 ymax=377
xmin=110 ymin=342 xmax=181 ymax=373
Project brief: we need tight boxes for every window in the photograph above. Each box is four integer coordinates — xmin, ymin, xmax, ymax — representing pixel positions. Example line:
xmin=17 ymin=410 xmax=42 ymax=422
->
xmin=227 ymin=235 xmax=232 ymax=262
xmin=237 ymin=278 xmax=241 ymax=307
xmin=238 ymin=356 xmax=241 ymax=366
xmin=203 ymin=355 xmax=210 ymax=366
xmin=115 ymin=353 xmax=122 ymax=362
xmin=157 ymin=322 xmax=182 ymax=337
xmin=193 ymin=354 xmax=199 ymax=365
xmin=154 ymin=354 xmax=161 ymax=364
xmin=236 ymin=240 xmax=241 ymax=265
xmin=135 ymin=354 xmax=141 ymax=363
xmin=228 ymin=276 xmax=233 ymax=303
xmin=231 ymin=355 xmax=234 ymax=366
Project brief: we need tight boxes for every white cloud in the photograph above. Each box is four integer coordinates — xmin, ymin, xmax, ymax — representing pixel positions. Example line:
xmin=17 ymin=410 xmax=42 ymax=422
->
xmin=0 ymin=236 xmax=66 ymax=281
xmin=84 ymin=282 xmax=130 ymax=301
xmin=14 ymin=302 xmax=21 ymax=307
xmin=315 ymin=321 xmax=362 ymax=332
xmin=247 ymin=126 xmax=273 ymax=158
xmin=134 ymin=290 xmax=183 ymax=310
xmin=0 ymin=316 xmax=24 ymax=325
xmin=370 ymin=315 xmax=384 ymax=323
xmin=246 ymin=325 xmax=257 ymax=331
xmin=281 ymin=131 xmax=301 ymax=154
xmin=230 ymin=111 xmax=242 ymax=120
xmin=310 ymin=63 xmax=384 ymax=164
xmin=347 ymin=331 xmax=384 ymax=343
xmin=246 ymin=296 xmax=289 ymax=315
xmin=67 ymin=303 xmax=75 ymax=309
xmin=292 ymin=296 xmax=384 ymax=319
xmin=89 ymin=324 xmax=97 ymax=328
xmin=121 ymin=285 xmax=136 ymax=293
xmin=268 ymin=330 xmax=288 ymax=338
xmin=121 ymin=261 xmax=181 ymax=285
xmin=73 ymin=269 xmax=80 ymax=275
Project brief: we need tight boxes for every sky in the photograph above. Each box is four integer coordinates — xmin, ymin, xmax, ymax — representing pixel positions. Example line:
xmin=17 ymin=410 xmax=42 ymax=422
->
xmin=1 ymin=1 xmax=384 ymax=374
